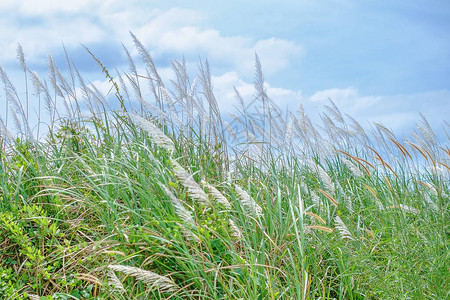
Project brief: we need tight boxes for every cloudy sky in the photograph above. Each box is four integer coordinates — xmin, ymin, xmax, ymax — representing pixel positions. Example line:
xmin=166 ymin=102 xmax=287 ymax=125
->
xmin=1 ymin=0 xmax=449 ymax=139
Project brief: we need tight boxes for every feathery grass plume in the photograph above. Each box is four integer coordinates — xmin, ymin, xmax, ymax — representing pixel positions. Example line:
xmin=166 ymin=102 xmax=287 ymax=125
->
xmin=336 ymin=149 xmax=373 ymax=176
xmin=374 ymin=122 xmax=396 ymax=140
xmin=306 ymin=159 xmax=335 ymax=194
xmin=428 ymin=164 xmax=448 ymax=177
xmin=47 ymin=55 xmax=64 ymax=124
xmin=134 ymin=96 xmax=180 ymax=127
xmin=341 ymin=157 xmax=364 ymax=178
xmin=29 ymin=71 xmax=43 ymax=138
xmin=10 ymin=107 xmax=23 ymax=136
xmin=201 ymin=180 xmax=231 ymax=209
xmin=334 ymin=216 xmax=354 ymax=240
xmin=48 ymin=55 xmax=64 ymax=98
xmin=76 ymin=273 xmax=102 ymax=285
xmin=122 ymin=43 xmax=143 ymax=109
xmin=160 ymin=184 xmax=199 ymax=243
xmin=0 ymin=117 xmax=14 ymax=144
xmin=130 ymin=31 xmax=165 ymax=111
xmin=0 ymin=64 xmax=33 ymax=139
xmin=253 ymin=52 xmax=272 ymax=156
xmin=129 ymin=113 xmax=175 ymax=154
xmin=344 ymin=195 xmax=354 ymax=215
xmin=228 ymin=218 xmax=243 ymax=239
xmin=116 ymin=70 xmax=132 ymax=108
xmin=107 ymin=269 xmax=126 ymax=293
xmin=234 ymin=185 xmax=263 ymax=216
xmin=172 ymin=161 xmax=210 ymax=206
xmin=322 ymin=113 xmax=348 ymax=149
xmin=17 ymin=44 xmax=29 ymax=123
xmin=417 ymin=113 xmax=438 ymax=149
xmin=224 ymin=121 xmax=239 ymax=144
xmin=108 ymin=265 xmax=179 ymax=294
xmin=62 ymin=45 xmax=81 ymax=117
xmin=198 ymin=59 xmax=228 ymax=157
xmin=178 ymin=222 xmax=201 ymax=243
xmin=160 ymin=184 xmax=195 ymax=226
xmin=170 ymin=58 xmax=190 ymax=105
xmin=345 ymin=113 xmax=371 ymax=146
xmin=325 ymin=99 xmax=346 ymax=125
xmin=335 ymin=181 xmax=353 ymax=214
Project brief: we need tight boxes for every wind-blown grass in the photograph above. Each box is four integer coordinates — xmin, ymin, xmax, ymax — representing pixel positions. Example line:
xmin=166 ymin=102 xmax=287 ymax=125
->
xmin=0 ymin=33 xmax=448 ymax=299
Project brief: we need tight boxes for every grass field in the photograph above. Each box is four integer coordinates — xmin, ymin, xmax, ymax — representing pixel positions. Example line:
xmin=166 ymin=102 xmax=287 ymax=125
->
xmin=0 ymin=36 xmax=448 ymax=299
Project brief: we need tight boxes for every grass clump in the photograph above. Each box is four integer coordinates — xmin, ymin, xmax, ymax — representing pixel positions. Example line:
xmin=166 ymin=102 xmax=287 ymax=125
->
xmin=0 ymin=33 xmax=448 ymax=299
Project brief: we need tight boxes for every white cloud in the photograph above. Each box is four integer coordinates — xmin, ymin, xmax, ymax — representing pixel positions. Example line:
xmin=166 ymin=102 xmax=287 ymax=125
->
xmin=254 ymin=38 xmax=305 ymax=74
xmin=310 ymin=87 xmax=358 ymax=103
xmin=8 ymin=0 xmax=101 ymax=15
xmin=131 ymin=8 xmax=304 ymax=75
xmin=1 ymin=3 xmax=304 ymax=80
xmin=0 ymin=1 xmax=111 ymax=63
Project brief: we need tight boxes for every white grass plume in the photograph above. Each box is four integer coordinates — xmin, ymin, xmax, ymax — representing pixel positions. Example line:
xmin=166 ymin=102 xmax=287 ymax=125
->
xmin=160 ymin=184 xmax=195 ymax=226
xmin=108 ymin=265 xmax=179 ymax=293
xmin=334 ymin=216 xmax=354 ymax=240
xmin=178 ymin=222 xmax=201 ymax=243
xmin=202 ymin=180 xmax=231 ymax=209
xmin=172 ymin=161 xmax=211 ymax=206
xmin=160 ymin=183 xmax=200 ymax=243
xmin=235 ymin=185 xmax=263 ymax=217
xmin=341 ymin=157 xmax=364 ymax=178
xmin=129 ymin=113 xmax=175 ymax=154
xmin=228 ymin=219 xmax=243 ymax=239
xmin=306 ymin=159 xmax=335 ymax=194
xmin=107 ymin=269 xmax=125 ymax=293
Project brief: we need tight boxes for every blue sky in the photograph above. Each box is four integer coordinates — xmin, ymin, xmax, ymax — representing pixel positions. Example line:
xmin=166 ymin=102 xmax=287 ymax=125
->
xmin=1 ymin=0 xmax=449 ymax=138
